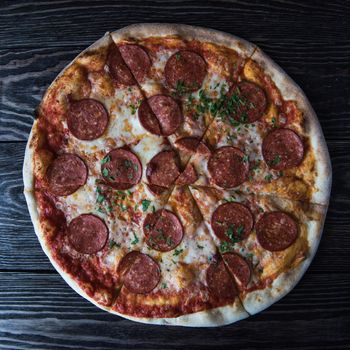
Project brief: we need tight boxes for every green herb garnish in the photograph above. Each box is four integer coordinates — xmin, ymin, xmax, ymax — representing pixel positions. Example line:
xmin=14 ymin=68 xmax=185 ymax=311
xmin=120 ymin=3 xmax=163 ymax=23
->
xmin=131 ymin=232 xmax=139 ymax=245
xmin=101 ymin=155 xmax=111 ymax=164
xmin=96 ymin=194 xmax=105 ymax=204
xmin=141 ymin=199 xmax=151 ymax=212
xmin=173 ymin=248 xmax=183 ymax=256
xmin=102 ymin=168 xmax=109 ymax=177
xmin=264 ymin=174 xmax=273 ymax=182
xmin=109 ymin=240 xmax=121 ymax=249
xmin=271 ymin=155 xmax=281 ymax=166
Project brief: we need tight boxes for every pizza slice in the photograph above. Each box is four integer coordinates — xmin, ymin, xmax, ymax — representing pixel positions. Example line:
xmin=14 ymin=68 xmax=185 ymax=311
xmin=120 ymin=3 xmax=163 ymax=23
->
xmin=110 ymin=27 xmax=256 ymax=168
xmin=182 ymin=49 xmax=331 ymax=204
xmin=111 ymin=184 xmax=248 ymax=325
xmin=189 ymin=185 xmax=327 ymax=314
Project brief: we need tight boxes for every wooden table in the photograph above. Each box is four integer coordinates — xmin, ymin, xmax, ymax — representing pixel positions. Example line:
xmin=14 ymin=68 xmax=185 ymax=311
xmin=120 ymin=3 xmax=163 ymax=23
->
xmin=1 ymin=1 xmax=349 ymax=349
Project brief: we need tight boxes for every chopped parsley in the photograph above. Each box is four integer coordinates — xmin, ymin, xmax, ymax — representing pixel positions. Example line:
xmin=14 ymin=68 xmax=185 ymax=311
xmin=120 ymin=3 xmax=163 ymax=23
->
xmin=129 ymin=103 xmax=137 ymax=115
xmin=225 ymin=224 xmax=244 ymax=244
xmin=270 ymin=155 xmax=281 ymax=166
xmin=109 ymin=240 xmax=120 ymax=249
xmin=174 ymin=80 xmax=186 ymax=96
xmin=242 ymin=155 xmax=249 ymax=163
xmin=119 ymin=203 xmax=127 ymax=212
xmin=152 ymin=205 xmax=156 ymax=213
xmin=130 ymin=232 xmax=139 ymax=245
xmin=264 ymin=174 xmax=273 ymax=182
xmin=173 ymin=248 xmax=183 ymax=256
xmin=175 ymin=52 xmax=181 ymax=60
xmin=236 ymin=225 xmax=244 ymax=237
xmin=96 ymin=194 xmax=105 ymax=204
xmin=166 ymin=236 xmax=174 ymax=247
xmin=271 ymin=117 xmax=277 ymax=127
xmin=123 ymin=159 xmax=133 ymax=168
xmin=161 ymin=282 xmax=167 ymax=289
xmin=141 ymin=199 xmax=151 ymax=212
xmin=100 ymin=155 xmax=111 ymax=164
xmin=246 ymin=252 xmax=254 ymax=259
xmin=219 ymin=241 xmax=234 ymax=253
xmin=102 ymin=168 xmax=109 ymax=177
xmin=224 ymin=196 xmax=236 ymax=203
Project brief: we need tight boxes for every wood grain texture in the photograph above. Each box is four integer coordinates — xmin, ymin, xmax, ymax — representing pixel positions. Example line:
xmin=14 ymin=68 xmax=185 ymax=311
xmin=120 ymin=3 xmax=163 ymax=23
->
xmin=0 ymin=272 xmax=349 ymax=350
xmin=0 ymin=0 xmax=349 ymax=348
xmin=0 ymin=0 xmax=349 ymax=48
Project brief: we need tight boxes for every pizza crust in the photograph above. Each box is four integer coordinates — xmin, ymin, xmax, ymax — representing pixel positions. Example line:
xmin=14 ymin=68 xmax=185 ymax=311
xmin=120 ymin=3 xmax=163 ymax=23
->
xmin=249 ymin=48 xmax=332 ymax=206
xmin=110 ymin=23 xmax=257 ymax=58
xmin=23 ymin=23 xmax=330 ymax=327
xmin=241 ymin=203 xmax=328 ymax=315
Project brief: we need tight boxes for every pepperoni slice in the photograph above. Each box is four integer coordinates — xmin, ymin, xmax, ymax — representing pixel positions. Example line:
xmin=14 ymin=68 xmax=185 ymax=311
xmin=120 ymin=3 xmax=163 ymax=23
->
xmin=138 ymin=99 xmax=162 ymax=135
xmin=116 ymin=251 xmax=141 ymax=280
xmin=229 ymin=82 xmax=267 ymax=123
xmin=101 ymin=148 xmax=142 ymax=190
xmin=107 ymin=45 xmax=135 ymax=86
xmin=165 ymin=50 xmax=206 ymax=92
xmin=175 ymin=163 xmax=198 ymax=186
xmin=147 ymin=184 xmax=168 ymax=196
xmin=47 ymin=154 xmax=87 ymax=196
xmin=208 ymin=146 xmax=249 ymax=188
xmin=211 ymin=202 xmax=253 ymax=242
xmin=175 ymin=137 xmax=211 ymax=156
xmin=119 ymin=44 xmax=151 ymax=83
xmin=262 ymin=128 xmax=304 ymax=170
xmin=151 ymin=95 xmax=183 ymax=136
xmin=146 ymin=150 xmax=180 ymax=188
xmin=68 ymin=214 xmax=108 ymax=254
xmin=222 ymin=253 xmax=251 ymax=288
xmin=138 ymin=95 xmax=183 ymax=136
xmin=143 ymin=209 xmax=184 ymax=252
xmin=206 ymin=259 xmax=238 ymax=300
xmin=256 ymin=211 xmax=298 ymax=251
xmin=67 ymin=99 xmax=109 ymax=140
xmin=118 ymin=251 xmax=161 ymax=294
xmin=175 ymin=137 xmax=200 ymax=154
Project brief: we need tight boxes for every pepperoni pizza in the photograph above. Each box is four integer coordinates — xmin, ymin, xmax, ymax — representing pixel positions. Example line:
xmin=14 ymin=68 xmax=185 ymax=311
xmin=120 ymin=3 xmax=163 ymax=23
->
xmin=23 ymin=24 xmax=331 ymax=327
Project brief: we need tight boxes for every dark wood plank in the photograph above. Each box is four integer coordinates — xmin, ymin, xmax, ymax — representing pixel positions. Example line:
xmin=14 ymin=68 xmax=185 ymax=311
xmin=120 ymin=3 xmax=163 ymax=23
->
xmin=0 ymin=47 xmax=82 ymax=141
xmin=1 ymin=0 xmax=349 ymax=48
xmin=0 ymin=141 xmax=349 ymax=272
xmin=0 ymin=272 xmax=349 ymax=349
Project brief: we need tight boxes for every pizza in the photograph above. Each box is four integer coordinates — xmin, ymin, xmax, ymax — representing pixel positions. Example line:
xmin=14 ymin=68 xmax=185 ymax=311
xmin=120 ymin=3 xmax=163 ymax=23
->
xmin=23 ymin=24 xmax=331 ymax=327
